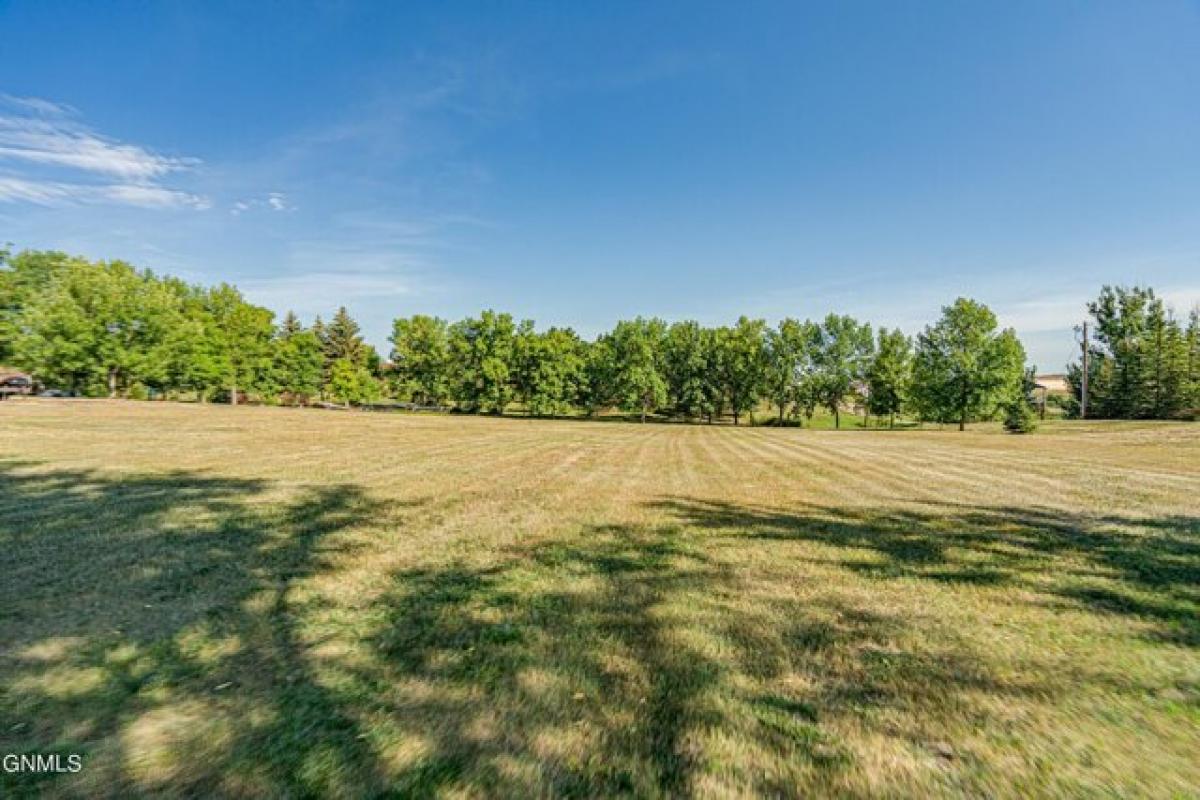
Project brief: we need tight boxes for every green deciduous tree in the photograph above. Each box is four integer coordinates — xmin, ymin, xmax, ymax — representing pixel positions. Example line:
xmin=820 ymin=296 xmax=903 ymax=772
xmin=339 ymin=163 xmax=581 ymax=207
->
xmin=272 ymin=312 xmax=324 ymax=404
xmin=448 ymin=310 xmax=517 ymax=413
xmin=513 ymin=324 xmax=586 ymax=416
xmin=15 ymin=259 xmax=181 ymax=396
xmin=327 ymin=357 xmax=381 ymax=406
xmin=580 ymin=335 xmax=618 ymax=415
xmin=1 ymin=249 xmax=76 ymax=364
xmin=811 ymin=314 xmax=873 ymax=429
xmin=203 ymin=284 xmax=275 ymax=405
xmin=608 ymin=317 xmax=668 ymax=422
xmin=911 ymin=298 xmax=1026 ymax=430
xmin=865 ymin=327 xmax=912 ymax=427
xmin=764 ymin=318 xmax=818 ymax=424
xmin=716 ymin=316 xmax=768 ymax=425
xmin=664 ymin=321 xmax=721 ymax=420
xmin=390 ymin=314 xmax=451 ymax=406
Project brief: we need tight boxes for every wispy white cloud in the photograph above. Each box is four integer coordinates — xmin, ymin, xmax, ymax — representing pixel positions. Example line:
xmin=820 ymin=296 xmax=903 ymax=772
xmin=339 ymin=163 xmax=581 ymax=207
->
xmin=234 ymin=218 xmax=458 ymax=328
xmin=0 ymin=175 xmax=209 ymax=209
xmin=230 ymin=191 xmax=292 ymax=215
xmin=996 ymin=286 xmax=1200 ymax=333
xmin=0 ymin=94 xmax=76 ymax=117
xmin=237 ymin=271 xmax=425 ymax=325
xmin=241 ymin=271 xmax=418 ymax=301
xmin=994 ymin=296 xmax=1090 ymax=334
xmin=0 ymin=94 xmax=207 ymax=209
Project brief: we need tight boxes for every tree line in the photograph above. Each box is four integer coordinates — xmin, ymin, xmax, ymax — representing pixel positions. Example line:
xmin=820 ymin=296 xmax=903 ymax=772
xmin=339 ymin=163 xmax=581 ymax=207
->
xmin=1066 ymin=285 xmax=1200 ymax=420
xmin=9 ymin=248 xmax=1190 ymax=426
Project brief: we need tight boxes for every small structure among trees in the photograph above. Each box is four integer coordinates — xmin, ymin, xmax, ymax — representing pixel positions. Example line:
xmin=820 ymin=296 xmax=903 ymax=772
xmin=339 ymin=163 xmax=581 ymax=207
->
xmin=0 ymin=367 xmax=33 ymax=400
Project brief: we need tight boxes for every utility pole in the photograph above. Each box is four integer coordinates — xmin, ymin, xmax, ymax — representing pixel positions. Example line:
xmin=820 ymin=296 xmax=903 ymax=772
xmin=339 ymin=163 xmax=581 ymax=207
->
xmin=1080 ymin=320 xmax=1089 ymax=420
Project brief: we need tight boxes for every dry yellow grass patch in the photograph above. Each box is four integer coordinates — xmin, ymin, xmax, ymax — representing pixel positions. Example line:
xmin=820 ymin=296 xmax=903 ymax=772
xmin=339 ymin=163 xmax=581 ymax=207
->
xmin=1 ymin=400 xmax=1198 ymax=797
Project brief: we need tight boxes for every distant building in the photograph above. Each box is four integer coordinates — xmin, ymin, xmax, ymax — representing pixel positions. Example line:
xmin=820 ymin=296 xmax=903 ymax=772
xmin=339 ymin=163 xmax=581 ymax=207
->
xmin=1035 ymin=374 xmax=1070 ymax=394
xmin=0 ymin=367 xmax=34 ymax=400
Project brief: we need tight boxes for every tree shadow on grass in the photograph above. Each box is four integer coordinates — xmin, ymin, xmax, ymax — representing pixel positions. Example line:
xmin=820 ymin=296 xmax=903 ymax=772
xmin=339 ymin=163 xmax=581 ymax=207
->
xmin=649 ymin=496 xmax=1200 ymax=647
xmin=362 ymin=523 xmax=735 ymax=796
xmin=352 ymin=518 xmax=1063 ymax=797
xmin=7 ymin=462 xmax=1193 ymax=796
xmin=0 ymin=460 xmax=414 ymax=797
xmin=7 ymin=464 xmax=861 ymax=796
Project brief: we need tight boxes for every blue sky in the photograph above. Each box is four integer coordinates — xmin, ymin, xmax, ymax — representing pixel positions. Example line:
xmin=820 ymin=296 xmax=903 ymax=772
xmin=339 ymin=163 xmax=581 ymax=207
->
xmin=2 ymin=1 xmax=1199 ymax=370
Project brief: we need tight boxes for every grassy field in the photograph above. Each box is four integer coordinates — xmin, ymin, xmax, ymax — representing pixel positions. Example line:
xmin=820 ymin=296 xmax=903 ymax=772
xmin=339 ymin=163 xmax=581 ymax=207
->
xmin=1 ymin=401 xmax=1197 ymax=798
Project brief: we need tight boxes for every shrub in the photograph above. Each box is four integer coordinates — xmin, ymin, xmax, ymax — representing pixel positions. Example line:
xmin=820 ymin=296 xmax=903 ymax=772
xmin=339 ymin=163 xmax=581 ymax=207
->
xmin=1003 ymin=400 xmax=1038 ymax=434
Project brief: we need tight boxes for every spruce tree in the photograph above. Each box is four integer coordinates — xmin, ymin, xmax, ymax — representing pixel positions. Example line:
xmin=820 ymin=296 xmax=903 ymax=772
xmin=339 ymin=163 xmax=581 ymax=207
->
xmin=324 ymin=306 xmax=366 ymax=366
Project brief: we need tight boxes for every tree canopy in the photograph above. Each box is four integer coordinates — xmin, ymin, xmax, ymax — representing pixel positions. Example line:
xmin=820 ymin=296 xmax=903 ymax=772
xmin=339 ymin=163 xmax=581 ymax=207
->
xmin=29 ymin=248 xmax=1200 ymax=428
xmin=910 ymin=298 xmax=1026 ymax=430
xmin=1066 ymin=286 xmax=1200 ymax=419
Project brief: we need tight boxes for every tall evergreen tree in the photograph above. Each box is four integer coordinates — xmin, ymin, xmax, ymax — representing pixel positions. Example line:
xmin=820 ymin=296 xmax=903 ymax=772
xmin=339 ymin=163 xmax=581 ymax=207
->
xmin=323 ymin=306 xmax=366 ymax=366
xmin=1186 ymin=308 xmax=1200 ymax=411
xmin=1067 ymin=286 xmax=1195 ymax=419
xmin=280 ymin=310 xmax=304 ymax=337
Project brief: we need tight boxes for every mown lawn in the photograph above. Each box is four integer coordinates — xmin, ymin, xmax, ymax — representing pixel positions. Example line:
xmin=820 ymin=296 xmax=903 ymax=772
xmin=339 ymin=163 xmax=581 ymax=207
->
xmin=1 ymin=400 xmax=1197 ymax=798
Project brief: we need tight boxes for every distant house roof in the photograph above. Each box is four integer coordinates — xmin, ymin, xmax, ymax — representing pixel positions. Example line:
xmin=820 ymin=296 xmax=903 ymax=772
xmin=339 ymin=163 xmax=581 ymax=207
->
xmin=0 ymin=366 xmax=30 ymax=382
xmin=1035 ymin=374 xmax=1070 ymax=393
xmin=0 ymin=366 xmax=33 ymax=396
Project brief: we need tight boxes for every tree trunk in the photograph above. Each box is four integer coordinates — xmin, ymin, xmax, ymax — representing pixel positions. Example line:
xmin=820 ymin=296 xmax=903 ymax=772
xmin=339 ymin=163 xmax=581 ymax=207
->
xmin=733 ymin=410 xmax=739 ymax=426
xmin=834 ymin=407 xmax=840 ymax=429
xmin=778 ymin=404 xmax=785 ymax=423
xmin=231 ymin=378 xmax=238 ymax=406
xmin=107 ymin=367 xmax=118 ymax=398
xmin=959 ymin=380 xmax=968 ymax=431
xmin=641 ymin=406 xmax=647 ymax=423
xmin=889 ymin=411 xmax=895 ymax=429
